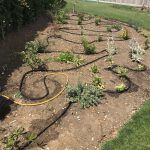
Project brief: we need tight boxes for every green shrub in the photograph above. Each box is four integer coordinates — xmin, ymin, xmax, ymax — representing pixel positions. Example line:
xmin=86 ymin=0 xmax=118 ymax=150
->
xmin=56 ymin=10 xmax=67 ymax=24
xmin=82 ymin=38 xmax=96 ymax=54
xmin=56 ymin=51 xmax=83 ymax=66
xmin=21 ymin=41 xmax=44 ymax=69
xmin=67 ymin=83 xmax=104 ymax=108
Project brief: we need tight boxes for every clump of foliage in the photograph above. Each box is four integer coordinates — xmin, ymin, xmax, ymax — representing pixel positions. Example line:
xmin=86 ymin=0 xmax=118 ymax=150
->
xmin=144 ymin=39 xmax=150 ymax=50
xmin=111 ymin=24 xmax=122 ymax=31
xmin=92 ymin=75 xmax=104 ymax=89
xmin=121 ymin=28 xmax=129 ymax=40
xmin=107 ymin=36 xmax=117 ymax=55
xmin=116 ymin=67 xmax=128 ymax=77
xmin=67 ymin=83 xmax=104 ymax=108
xmin=56 ymin=51 xmax=83 ymax=66
xmin=91 ymin=64 xmax=99 ymax=74
xmin=138 ymin=64 xmax=145 ymax=71
xmin=95 ymin=18 xmax=101 ymax=26
xmin=82 ymin=38 xmax=96 ymax=54
xmin=56 ymin=10 xmax=67 ymax=24
xmin=106 ymin=26 xmax=112 ymax=32
xmin=105 ymin=55 xmax=114 ymax=68
xmin=21 ymin=41 xmax=45 ymax=69
xmin=78 ymin=13 xmax=84 ymax=21
xmin=3 ymin=127 xmax=37 ymax=150
xmin=141 ymin=32 xmax=148 ymax=38
xmin=129 ymin=38 xmax=145 ymax=63
xmin=115 ymin=83 xmax=127 ymax=92
xmin=0 ymin=0 xmax=66 ymax=39
xmin=98 ymin=35 xmax=103 ymax=42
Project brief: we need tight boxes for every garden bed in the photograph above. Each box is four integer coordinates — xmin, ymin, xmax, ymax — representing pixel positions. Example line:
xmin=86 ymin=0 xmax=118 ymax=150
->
xmin=0 ymin=13 xmax=150 ymax=150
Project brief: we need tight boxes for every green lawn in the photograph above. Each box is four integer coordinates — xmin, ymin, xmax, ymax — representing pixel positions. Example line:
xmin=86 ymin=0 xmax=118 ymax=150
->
xmin=64 ymin=0 xmax=150 ymax=30
xmin=101 ymin=99 xmax=150 ymax=150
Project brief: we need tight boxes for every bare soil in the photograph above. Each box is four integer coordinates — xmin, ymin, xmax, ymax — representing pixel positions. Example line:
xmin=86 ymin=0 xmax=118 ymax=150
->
xmin=0 ymin=14 xmax=150 ymax=150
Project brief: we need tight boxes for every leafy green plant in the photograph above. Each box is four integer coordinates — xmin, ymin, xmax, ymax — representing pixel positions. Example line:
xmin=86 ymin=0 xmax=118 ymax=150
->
xmin=116 ymin=67 xmax=128 ymax=76
xmin=82 ymin=38 xmax=96 ymax=54
xmin=92 ymin=75 xmax=104 ymax=89
xmin=25 ymin=132 xmax=37 ymax=142
xmin=138 ymin=64 xmax=145 ymax=71
xmin=21 ymin=41 xmax=45 ymax=69
xmin=106 ymin=26 xmax=112 ymax=32
xmin=121 ymin=28 xmax=129 ymax=40
xmin=129 ymin=38 xmax=145 ymax=63
xmin=91 ymin=64 xmax=99 ymax=74
xmin=111 ymin=24 xmax=122 ymax=31
xmin=56 ymin=51 xmax=83 ymax=66
xmin=3 ymin=127 xmax=25 ymax=149
xmin=95 ymin=18 xmax=101 ymax=26
xmin=115 ymin=83 xmax=127 ymax=92
xmin=67 ymin=83 xmax=104 ymax=108
xmin=105 ymin=55 xmax=114 ymax=68
xmin=56 ymin=10 xmax=67 ymax=24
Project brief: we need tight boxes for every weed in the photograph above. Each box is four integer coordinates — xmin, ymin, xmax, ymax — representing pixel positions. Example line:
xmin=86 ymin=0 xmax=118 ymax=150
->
xmin=144 ymin=39 xmax=150 ymax=49
xmin=25 ymin=132 xmax=37 ymax=142
xmin=115 ymin=83 xmax=127 ymax=92
xmin=82 ymin=38 xmax=96 ymax=54
xmin=67 ymin=83 xmax=104 ymax=108
xmin=105 ymin=55 xmax=114 ymax=68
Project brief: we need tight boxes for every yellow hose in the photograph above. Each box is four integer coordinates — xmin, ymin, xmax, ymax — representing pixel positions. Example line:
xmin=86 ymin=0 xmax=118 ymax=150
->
xmin=1 ymin=72 xmax=69 ymax=106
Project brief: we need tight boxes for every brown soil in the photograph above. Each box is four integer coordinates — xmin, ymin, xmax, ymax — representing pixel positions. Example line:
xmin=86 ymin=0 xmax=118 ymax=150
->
xmin=0 ymin=13 xmax=150 ymax=150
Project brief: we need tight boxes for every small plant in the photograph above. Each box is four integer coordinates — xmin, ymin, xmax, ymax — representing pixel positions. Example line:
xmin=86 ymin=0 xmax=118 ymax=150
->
xmin=67 ymin=83 xmax=104 ymax=108
xmin=56 ymin=51 xmax=83 ymax=66
xmin=106 ymin=26 xmax=112 ymax=32
xmin=107 ymin=36 xmax=117 ymax=55
xmin=78 ymin=13 xmax=84 ymax=21
xmin=138 ymin=64 xmax=145 ymax=71
xmin=25 ymin=132 xmax=37 ymax=142
xmin=115 ymin=83 xmax=127 ymax=92
xmin=111 ymin=24 xmax=122 ymax=31
xmin=82 ymin=38 xmax=96 ymax=54
xmin=129 ymin=38 xmax=145 ymax=63
xmin=92 ymin=75 xmax=104 ymax=89
xmin=95 ymin=18 xmax=101 ymax=26
xmin=98 ymin=35 xmax=103 ymax=42
xmin=144 ymin=39 xmax=150 ymax=49
xmin=105 ymin=55 xmax=114 ymax=68
xmin=3 ymin=127 xmax=25 ymax=149
xmin=116 ymin=67 xmax=128 ymax=76
xmin=91 ymin=64 xmax=99 ymax=74
xmin=56 ymin=10 xmax=67 ymax=24
xmin=121 ymin=28 xmax=129 ymax=40
xmin=21 ymin=41 xmax=45 ymax=69
xmin=141 ymin=32 xmax=148 ymax=38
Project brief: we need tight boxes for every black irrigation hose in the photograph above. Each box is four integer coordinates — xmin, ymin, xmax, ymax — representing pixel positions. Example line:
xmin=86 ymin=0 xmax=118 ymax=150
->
xmin=20 ymin=101 xmax=74 ymax=150
xmin=104 ymin=65 xmax=132 ymax=94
